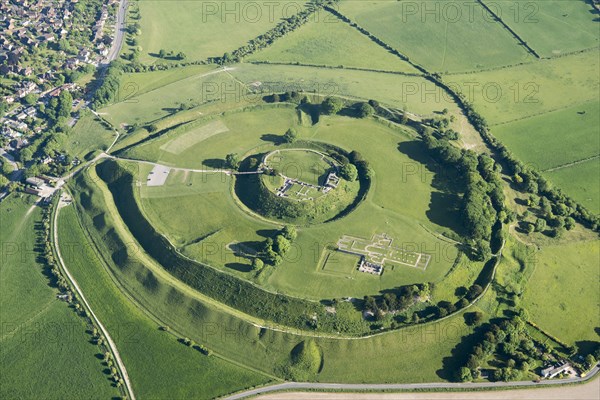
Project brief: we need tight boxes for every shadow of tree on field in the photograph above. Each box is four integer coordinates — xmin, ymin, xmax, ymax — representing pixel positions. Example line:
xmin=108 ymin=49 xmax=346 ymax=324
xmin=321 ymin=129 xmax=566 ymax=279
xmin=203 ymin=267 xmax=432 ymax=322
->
xmin=161 ymin=107 xmax=178 ymax=114
xmin=229 ymin=241 xmax=261 ymax=257
xmin=202 ymin=159 xmax=225 ymax=169
xmin=260 ymin=134 xmax=285 ymax=145
xmin=426 ymin=191 xmax=462 ymax=232
xmin=397 ymin=140 xmax=466 ymax=236
xmin=576 ymin=340 xmax=600 ymax=355
xmin=256 ymin=229 xmax=281 ymax=239
xmin=225 ymin=262 xmax=253 ymax=273
xmin=297 ymin=103 xmax=321 ymax=125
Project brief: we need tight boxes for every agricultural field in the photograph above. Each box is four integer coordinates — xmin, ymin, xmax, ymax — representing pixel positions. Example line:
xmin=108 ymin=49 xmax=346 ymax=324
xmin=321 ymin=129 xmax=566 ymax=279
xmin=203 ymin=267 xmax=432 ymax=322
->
xmin=114 ymin=64 xmax=215 ymax=99
xmin=0 ymin=194 xmax=119 ymax=399
xmin=545 ymin=158 xmax=600 ymax=215
xmin=493 ymin=100 xmax=600 ymax=170
xmin=247 ymin=11 xmax=419 ymax=73
xmin=99 ymin=66 xmax=242 ymax=127
xmin=483 ymin=0 xmax=599 ymax=57
xmin=449 ymin=50 xmax=600 ymax=125
xmin=491 ymin=100 xmax=600 ymax=213
xmin=338 ymin=0 xmax=533 ymax=73
xmin=136 ymin=0 xmax=308 ymax=63
xmin=451 ymin=50 xmax=600 ymax=217
xmin=522 ymin=239 xmax=600 ymax=348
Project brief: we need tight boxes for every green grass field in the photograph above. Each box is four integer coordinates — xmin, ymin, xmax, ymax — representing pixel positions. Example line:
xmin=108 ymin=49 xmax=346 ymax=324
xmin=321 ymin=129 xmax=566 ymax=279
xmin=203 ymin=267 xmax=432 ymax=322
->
xmin=450 ymin=50 xmax=600 ymax=222
xmin=247 ymin=10 xmax=419 ymax=73
xmin=68 ymin=167 xmax=480 ymax=382
xmin=66 ymin=113 xmax=116 ymax=159
xmin=137 ymin=0 xmax=307 ymax=63
xmin=431 ymin=253 xmax=485 ymax=303
xmin=493 ymin=100 xmax=600 ymax=170
xmin=124 ymin=106 xmax=299 ymax=167
xmin=265 ymin=148 xmax=334 ymax=186
xmin=229 ymin=63 xmax=459 ymax=116
xmin=484 ymin=0 xmax=599 ymax=57
xmin=123 ymin=107 xmax=465 ymax=299
xmin=57 ymin=203 xmax=271 ymax=399
xmin=100 ymin=66 xmax=242 ymax=127
xmin=522 ymin=239 xmax=600 ymax=347
xmin=66 ymin=165 xmax=478 ymax=382
xmin=450 ymin=50 xmax=600 ymax=125
xmin=0 ymin=194 xmax=119 ymax=399
xmin=545 ymin=158 xmax=600 ymax=215
xmin=103 ymin=62 xmax=459 ymax=131
xmin=115 ymin=64 xmax=216 ymax=100
xmin=338 ymin=0 xmax=532 ymax=73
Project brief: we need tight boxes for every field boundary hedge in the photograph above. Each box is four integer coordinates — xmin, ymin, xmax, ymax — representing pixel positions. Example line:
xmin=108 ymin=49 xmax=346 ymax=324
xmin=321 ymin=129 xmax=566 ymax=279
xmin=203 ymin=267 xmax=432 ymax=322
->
xmin=248 ymin=60 xmax=423 ymax=77
xmin=476 ymin=0 xmax=540 ymax=59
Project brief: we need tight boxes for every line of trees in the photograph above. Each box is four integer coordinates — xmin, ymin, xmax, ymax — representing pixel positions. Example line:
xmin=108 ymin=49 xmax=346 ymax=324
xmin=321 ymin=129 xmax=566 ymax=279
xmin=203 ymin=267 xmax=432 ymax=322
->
xmin=363 ymin=283 xmax=431 ymax=321
xmin=211 ymin=0 xmax=339 ymax=65
xmin=41 ymin=199 xmax=127 ymax=393
xmin=433 ymin=76 xmax=600 ymax=233
xmin=91 ymin=60 xmax=124 ymax=109
xmin=181 ymin=337 xmax=211 ymax=355
xmin=421 ymin=129 xmax=506 ymax=260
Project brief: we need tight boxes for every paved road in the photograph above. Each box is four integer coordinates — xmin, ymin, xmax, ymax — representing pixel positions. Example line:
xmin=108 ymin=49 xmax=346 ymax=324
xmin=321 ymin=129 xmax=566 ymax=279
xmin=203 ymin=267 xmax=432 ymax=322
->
xmin=0 ymin=151 xmax=23 ymax=180
xmin=255 ymin=377 xmax=600 ymax=400
xmin=53 ymin=193 xmax=136 ymax=400
xmin=0 ymin=147 xmax=18 ymax=170
xmin=104 ymin=0 xmax=128 ymax=64
xmin=225 ymin=365 xmax=599 ymax=400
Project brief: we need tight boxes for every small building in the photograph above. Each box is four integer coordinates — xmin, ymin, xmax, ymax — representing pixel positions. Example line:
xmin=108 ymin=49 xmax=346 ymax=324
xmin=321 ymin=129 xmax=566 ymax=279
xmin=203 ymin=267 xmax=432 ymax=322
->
xmin=542 ymin=363 xmax=571 ymax=379
xmin=24 ymin=187 xmax=41 ymax=196
xmin=358 ymin=257 xmax=383 ymax=275
xmin=26 ymin=177 xmax=45 ymax=188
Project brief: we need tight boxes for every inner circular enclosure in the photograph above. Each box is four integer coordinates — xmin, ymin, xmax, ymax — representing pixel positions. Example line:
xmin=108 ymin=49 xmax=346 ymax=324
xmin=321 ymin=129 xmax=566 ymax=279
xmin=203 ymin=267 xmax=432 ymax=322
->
xmin=234 ymin=143 xmax=366 ymax=225
xmin=262 ymin=149 xmax=340 ymax=201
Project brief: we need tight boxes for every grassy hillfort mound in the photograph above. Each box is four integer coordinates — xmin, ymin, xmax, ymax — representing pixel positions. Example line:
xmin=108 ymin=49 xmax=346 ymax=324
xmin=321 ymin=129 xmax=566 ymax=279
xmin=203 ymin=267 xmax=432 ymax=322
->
xmin=236 ymin=145 xmax=365 ymax=224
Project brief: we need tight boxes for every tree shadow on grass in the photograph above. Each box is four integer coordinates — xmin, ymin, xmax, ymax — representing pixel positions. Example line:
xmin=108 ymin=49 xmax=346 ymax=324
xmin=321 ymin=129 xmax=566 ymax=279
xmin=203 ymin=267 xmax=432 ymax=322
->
xmin=229 ymin=241 xmax=261 ymax=257
xmin=576 ymin=340 xmax=600 ymax=355
xmin=297 ymin=103 xmax=321 ymax=125
xmin=514 ymin=197 xmax=529 ymax=206
xmin=397 ymin=140 xmax=465 ymax=236
xmin=256 ymin=229 xmax=280 ymax=238
xmin=425 ymin=191 xmax=463 ymax=233
xmin=225 ymin=262 xmax=253 ymax=273
xmin=261 ymin=134 xmax=285 ymax=145
xmin=202 ymin=159 xmax=225 ymax=169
